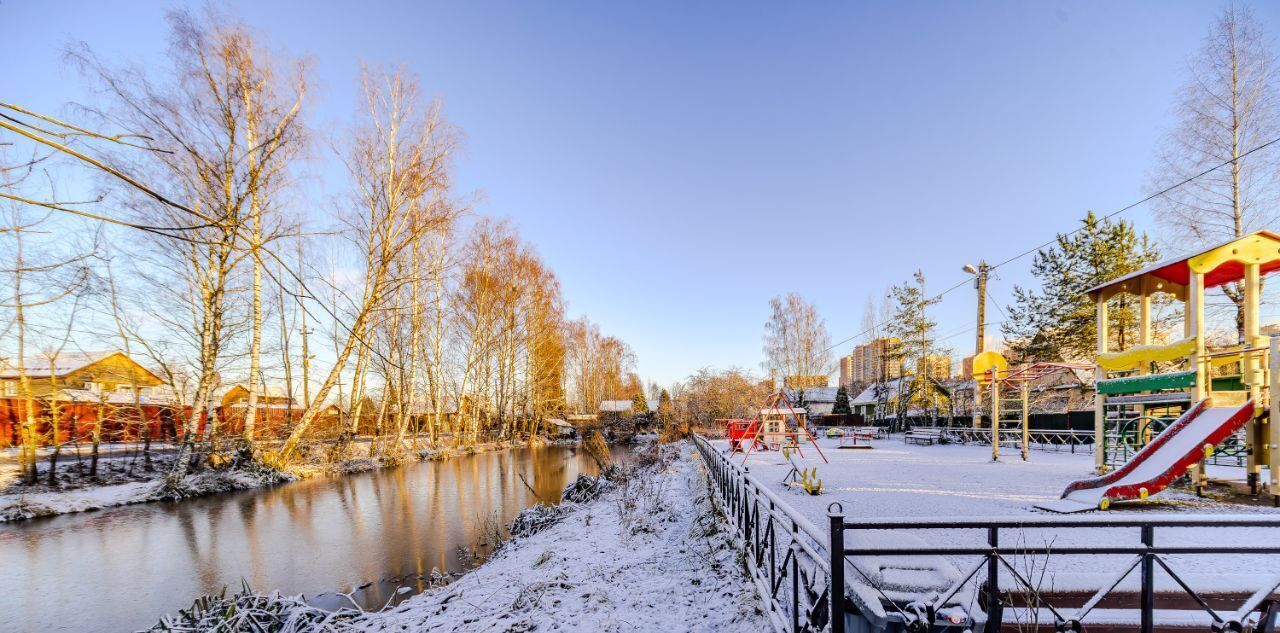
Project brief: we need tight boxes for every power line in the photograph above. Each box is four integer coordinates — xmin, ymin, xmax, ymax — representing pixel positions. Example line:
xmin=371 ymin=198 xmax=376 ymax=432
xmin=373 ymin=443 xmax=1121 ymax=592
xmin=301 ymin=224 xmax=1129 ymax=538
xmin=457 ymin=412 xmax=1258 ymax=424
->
xmin=822 ymin=133 xmax=1280 ymax=358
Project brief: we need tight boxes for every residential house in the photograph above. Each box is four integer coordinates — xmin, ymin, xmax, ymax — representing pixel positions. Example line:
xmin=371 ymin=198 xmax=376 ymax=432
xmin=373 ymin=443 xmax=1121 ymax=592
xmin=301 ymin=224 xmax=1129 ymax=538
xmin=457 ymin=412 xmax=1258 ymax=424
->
xmin=217 ymin=383 xmax=299 ymax=438
xmin=781 ymin=386 xmax=838 ymax=418
xmin=0 ymin=350 xmax=164 ymax=398
xmin=0 ymin=351 xmax=183 ymax=447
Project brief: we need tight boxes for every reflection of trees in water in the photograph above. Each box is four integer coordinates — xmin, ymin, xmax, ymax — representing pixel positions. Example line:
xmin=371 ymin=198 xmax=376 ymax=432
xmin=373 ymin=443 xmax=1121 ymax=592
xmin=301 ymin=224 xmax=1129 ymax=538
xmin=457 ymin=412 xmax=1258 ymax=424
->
xmin=529 ymin=444 xmax=569 ymax=502
xmin=235 ymin=491 xmax=268 ymax=590
xmin=8 ymin=446 xmax=618 ymax=632
xmin=175 ymin=500 xmax=225 ymax=594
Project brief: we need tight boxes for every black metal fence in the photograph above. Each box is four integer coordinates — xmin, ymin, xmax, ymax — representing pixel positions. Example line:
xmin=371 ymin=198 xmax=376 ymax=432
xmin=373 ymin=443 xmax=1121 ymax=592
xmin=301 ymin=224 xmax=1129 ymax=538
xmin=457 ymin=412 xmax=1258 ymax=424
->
xmin=694 ymin=434 xmax=836 ymax=632
xmin=694 ymin=434 xmax=1280 ymax=633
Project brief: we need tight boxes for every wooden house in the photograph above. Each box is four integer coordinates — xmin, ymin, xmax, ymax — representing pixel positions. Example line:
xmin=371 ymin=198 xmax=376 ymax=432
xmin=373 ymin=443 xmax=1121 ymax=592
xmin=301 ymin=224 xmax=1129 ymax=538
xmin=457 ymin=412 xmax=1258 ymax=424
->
xmin=0 ymin=350 xmax=163 ymax=398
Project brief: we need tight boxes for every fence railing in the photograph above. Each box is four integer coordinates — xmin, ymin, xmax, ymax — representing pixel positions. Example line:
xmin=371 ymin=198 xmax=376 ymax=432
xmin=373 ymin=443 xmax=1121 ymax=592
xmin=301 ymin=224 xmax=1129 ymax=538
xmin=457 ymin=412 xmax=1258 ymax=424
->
xmin=946 ymin=427 xmax=1095 ymax=454
xmin=694 ymin=433 xmax=1280 ymax=633
xmin=694 ymin=434 xmax=836 ymax=632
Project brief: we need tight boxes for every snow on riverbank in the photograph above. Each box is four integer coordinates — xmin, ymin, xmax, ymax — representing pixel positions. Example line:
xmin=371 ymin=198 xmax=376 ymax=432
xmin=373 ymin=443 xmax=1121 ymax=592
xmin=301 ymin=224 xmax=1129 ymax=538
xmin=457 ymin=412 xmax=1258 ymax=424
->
xmin=0 ymin=439 xmax=534 ymax=523
xmin=144 ymin=443 xmax=771 ymax=633
xmin=359 ymin=443 xmax=769 ymax=632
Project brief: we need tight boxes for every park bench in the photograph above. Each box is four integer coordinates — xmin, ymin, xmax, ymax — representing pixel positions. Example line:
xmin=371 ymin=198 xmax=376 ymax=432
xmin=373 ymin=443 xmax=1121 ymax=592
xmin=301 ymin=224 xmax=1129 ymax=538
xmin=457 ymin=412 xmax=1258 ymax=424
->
xmin=903 ymin=428 xmax=946 ymax=445
xmin=852 ymin=427 xmax=883 ymax=441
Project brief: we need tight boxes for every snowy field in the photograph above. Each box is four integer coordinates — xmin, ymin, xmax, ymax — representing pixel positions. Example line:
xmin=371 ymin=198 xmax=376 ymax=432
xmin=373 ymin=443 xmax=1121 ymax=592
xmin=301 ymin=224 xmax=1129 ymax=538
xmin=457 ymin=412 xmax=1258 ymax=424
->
xmin=720 ymin=435 xmax=1280 ymax=596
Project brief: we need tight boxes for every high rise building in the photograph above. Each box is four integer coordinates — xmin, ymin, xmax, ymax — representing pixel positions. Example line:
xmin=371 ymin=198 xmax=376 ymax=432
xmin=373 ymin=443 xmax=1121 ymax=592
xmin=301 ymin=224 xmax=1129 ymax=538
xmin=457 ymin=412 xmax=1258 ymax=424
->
xmin=849 ymin=338 xmax=903 ymax=384
xmin=921 ymin=354 xmax=952 ymax=381
xmin=839 ymin=355 xmax=856 ymax=389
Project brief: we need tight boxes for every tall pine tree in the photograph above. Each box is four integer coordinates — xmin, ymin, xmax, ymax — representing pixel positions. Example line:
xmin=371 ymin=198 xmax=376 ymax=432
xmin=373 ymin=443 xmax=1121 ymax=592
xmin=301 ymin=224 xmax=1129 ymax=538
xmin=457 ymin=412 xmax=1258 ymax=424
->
xmin=1002 ymin=212 xmax=1162 ymax=362
xmin=832 ymin=385 xmax=852 ymax=414
xmin=888 ymin=271 xmax=946 ymax=417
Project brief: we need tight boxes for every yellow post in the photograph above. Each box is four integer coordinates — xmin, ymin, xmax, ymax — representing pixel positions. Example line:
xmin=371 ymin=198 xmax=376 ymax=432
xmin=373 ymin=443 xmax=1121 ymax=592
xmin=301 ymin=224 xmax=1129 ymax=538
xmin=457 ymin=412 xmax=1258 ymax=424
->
xmin=991 ymin=372 xmax=1000 ymax=462
xmin=1095 ymin=294 xmax=1108 ymax=473
xmin=1270 ymin=336 xmax=1279 ymax=506
xmin=1244 ymin=263 xmax=1262 ymax=492
xmin=1021 ymin=383 xmax=1029 ymax=461
xmin=1139 ymin=277 xmax=1152 ymax=360
xmin=1190 ymin=271 xmax=1207 ymax=493
xmin=1190 ymin=272 xmax=1206 ymax=400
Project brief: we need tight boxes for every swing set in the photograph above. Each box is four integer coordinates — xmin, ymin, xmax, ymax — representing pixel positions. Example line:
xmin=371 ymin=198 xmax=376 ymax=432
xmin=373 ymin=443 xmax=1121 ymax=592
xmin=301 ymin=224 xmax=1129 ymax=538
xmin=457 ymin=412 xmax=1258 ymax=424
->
xmin=723 ymin=392 xmax=828 ymax=464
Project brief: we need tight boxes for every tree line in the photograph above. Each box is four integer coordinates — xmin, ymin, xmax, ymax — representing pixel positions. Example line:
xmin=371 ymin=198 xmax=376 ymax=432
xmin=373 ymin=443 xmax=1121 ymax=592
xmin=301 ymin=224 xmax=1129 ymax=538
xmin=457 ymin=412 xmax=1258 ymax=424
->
xmin=0 ymin=8 xmax=638 ymax=485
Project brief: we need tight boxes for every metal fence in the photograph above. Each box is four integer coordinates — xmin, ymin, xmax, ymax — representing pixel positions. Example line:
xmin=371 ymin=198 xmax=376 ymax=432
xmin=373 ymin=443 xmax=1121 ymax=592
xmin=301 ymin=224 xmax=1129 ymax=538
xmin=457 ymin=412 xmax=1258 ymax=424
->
xmin=694 ymin=434 xmax=837 ymax=632
xmin=946 ymin=427 xmax=1095 ymax=454
xmin=694 ymin=433 xmax=1280 ymax=633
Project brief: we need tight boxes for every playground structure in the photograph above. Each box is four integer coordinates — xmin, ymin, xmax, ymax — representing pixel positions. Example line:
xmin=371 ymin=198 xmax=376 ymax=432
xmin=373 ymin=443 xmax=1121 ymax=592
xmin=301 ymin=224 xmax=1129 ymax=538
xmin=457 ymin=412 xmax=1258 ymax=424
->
xmin=971 ymin=353 xmax=1090 ymax=461
xmin=722 ymin=392 xmax=828 ymax=464
xmin=1085 ymin=230 xmax=1280 ymax=505
xmin=1044 ymin=398 xmax=1258 ymax=512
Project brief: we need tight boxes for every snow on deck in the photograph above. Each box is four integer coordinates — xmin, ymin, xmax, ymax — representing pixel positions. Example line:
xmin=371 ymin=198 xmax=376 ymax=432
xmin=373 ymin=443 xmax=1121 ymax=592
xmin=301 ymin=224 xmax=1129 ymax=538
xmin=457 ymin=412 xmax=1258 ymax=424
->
xmin=723 ymin=436 xmax=1280 ymax=595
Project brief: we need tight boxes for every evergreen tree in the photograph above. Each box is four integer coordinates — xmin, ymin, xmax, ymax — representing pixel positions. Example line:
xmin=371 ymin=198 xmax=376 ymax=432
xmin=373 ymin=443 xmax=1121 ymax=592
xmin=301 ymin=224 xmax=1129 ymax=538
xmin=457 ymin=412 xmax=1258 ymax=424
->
xmin=1002 ymin=211 xmax=1162 ymax=362
xmin=888 ymin=271 xmax=946 ymax=418
xmin=656 ymin=388 xmax=673 ymax=428
xmin=631 ymin=391 xmax=649 ymax=415
xmin=832 ymin=385 xmax=852 ymax=414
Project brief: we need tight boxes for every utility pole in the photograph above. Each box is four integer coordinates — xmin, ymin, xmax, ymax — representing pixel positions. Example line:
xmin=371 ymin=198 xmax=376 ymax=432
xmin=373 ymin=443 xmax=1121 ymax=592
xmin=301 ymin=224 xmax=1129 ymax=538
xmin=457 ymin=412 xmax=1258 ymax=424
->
xmin=296 ymin=242 xmax=312 ymax=410
xmin=963 ymin=261 xmax=990 ymax=427
xmin=915 ymin=270 xmax=929 ymax=424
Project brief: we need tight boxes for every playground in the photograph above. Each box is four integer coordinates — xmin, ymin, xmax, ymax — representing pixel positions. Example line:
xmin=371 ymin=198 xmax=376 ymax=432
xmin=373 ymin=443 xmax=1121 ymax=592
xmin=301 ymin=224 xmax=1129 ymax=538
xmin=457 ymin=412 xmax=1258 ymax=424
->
xmin=723 ymin=434 xmax=1265 ymax=520
xmin=707 ymin=431 xmax=1280 ymax=631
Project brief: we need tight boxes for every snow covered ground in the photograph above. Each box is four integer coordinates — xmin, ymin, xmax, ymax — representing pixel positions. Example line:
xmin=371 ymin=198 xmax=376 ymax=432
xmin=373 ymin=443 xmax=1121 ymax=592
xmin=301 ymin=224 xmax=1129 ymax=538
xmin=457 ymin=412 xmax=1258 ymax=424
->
xmin=357 ymin=444 xmax=769 ymax=633
xmin=145 ymin=443 xmax=772 ymax=633
xmin=724 ymin=435 xmax=1280 ymax=595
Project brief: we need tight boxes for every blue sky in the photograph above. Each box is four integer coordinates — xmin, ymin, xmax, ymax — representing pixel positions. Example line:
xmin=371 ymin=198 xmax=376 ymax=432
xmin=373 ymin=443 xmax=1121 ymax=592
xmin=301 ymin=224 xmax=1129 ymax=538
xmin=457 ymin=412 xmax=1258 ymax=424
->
xmin=5 ymin=1 xmax=1279 ymax=387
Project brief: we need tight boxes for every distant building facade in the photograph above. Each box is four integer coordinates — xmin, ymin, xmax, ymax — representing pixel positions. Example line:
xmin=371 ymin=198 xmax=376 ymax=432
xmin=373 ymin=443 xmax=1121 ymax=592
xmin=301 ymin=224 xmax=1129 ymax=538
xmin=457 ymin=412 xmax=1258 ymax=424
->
xmin=838 ymin=355 xmax=856 ymax=390
xmin=783 ymin=375 xmax=829 ymax=389
xmin=850 ymin=338 xmax=903 ymax=384
xmin=921 ymin=354 xmax=952 ymax=381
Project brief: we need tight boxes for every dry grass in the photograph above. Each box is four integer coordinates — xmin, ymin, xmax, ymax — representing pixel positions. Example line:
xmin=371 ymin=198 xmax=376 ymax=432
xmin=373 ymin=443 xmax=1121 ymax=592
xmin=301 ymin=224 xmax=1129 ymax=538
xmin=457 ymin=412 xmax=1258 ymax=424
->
xmin=583 ymin=431 xmax=612 ymax=469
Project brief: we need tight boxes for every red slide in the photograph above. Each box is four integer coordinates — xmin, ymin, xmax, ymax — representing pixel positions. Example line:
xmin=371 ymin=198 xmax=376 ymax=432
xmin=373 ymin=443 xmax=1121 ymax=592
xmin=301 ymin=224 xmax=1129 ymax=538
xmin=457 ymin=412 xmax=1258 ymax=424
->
xmin=1038 ymin=399 xmax=1255 ymax=512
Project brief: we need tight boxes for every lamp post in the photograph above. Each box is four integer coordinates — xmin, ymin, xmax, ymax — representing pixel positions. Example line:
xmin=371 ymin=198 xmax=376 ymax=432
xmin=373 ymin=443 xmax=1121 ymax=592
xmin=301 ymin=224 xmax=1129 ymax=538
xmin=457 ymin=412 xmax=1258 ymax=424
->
xmin=963 ymin=261 xmax=990 ymax=426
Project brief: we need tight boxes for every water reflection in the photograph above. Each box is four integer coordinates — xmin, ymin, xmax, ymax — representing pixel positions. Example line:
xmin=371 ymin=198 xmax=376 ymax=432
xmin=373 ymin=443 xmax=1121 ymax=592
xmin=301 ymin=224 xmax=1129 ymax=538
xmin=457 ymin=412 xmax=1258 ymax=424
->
xmin=0 ymin=444 xmax=613 ymax=633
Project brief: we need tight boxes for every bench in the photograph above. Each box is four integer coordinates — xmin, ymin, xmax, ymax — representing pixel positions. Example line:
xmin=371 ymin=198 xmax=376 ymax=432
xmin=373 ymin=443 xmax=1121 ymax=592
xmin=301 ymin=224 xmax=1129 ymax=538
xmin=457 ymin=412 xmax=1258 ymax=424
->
xmin=904 ymin=428 xmax=946 ymax=445
xmin=852 ymin=428 xmax=882 ymax=441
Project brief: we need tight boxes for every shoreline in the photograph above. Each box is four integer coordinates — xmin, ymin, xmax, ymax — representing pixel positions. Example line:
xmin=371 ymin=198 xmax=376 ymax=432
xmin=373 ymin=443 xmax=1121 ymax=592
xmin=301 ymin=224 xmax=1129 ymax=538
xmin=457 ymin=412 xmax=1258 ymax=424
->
xmin=143 ymin=442 xmax=770 ymax=632
xmin=0 ymin=436 xmax=572 ymax=523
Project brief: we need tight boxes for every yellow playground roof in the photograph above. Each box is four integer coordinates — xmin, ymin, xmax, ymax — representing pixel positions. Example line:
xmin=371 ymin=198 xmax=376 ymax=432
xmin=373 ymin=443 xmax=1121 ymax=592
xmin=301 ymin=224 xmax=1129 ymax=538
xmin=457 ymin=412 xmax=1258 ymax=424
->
xmin=1086 ymin=230 xmax=1280 ymax=300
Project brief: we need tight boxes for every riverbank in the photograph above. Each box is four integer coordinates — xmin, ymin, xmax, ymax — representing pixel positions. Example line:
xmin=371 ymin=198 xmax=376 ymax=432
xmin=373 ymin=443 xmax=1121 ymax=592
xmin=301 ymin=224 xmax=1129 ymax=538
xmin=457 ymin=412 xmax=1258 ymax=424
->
xmin=146 ymin=442 xmax=771 ymax=632
xmin=0 ymin=437 xmax=548 ymax=522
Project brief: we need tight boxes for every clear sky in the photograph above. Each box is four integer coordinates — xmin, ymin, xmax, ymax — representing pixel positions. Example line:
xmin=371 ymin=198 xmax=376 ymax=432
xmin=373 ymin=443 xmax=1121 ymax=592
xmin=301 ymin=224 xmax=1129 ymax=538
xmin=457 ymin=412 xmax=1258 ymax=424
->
xmin=5 ymin=1 xmax=1280 ymax=387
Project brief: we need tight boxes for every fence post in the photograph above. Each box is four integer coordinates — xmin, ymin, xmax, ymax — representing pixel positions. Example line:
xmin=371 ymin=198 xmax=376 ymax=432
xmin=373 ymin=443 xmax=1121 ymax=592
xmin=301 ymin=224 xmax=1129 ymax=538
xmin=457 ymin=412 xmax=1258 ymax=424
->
xmin=986 ymin=527 xmax=1002 ymax=632
xmin=1140 ymin=525 xmax=1154 ymax=633
xmin=791 ymin=521 xmax=800 ymax=633
xmin=828 ymin=503 xmax=846 ymax=633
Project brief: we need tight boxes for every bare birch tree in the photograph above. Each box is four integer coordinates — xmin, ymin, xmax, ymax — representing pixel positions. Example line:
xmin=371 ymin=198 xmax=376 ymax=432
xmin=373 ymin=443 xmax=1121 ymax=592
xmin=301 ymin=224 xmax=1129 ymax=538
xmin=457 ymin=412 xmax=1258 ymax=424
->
xmin=1152 ymin=5 xmax=1280 ymax=337
xmin=762 ymin=292 xmax=832 ymax=388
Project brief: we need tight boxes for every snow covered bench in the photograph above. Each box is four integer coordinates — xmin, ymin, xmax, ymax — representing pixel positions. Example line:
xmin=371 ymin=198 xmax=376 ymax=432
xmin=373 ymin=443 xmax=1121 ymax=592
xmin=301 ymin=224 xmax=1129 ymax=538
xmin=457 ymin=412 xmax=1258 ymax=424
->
xmin=903 ymin=428 xmax=946 ymax=445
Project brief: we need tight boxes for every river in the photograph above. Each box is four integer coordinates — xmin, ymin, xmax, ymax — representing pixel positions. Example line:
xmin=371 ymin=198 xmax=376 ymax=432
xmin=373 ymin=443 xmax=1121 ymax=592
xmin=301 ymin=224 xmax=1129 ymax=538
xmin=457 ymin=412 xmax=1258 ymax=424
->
xmin=0 ymin=444 xmax=614 ymax=632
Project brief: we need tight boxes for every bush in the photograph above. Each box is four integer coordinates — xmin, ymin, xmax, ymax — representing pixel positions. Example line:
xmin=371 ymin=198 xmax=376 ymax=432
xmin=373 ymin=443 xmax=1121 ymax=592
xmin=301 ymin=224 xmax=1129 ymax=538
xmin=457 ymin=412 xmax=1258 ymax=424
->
xmin=508 ymin=503 xmax=569 ymax=538
xmin=561 ymin=474 xmax=609 ymax=504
